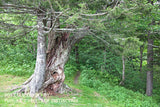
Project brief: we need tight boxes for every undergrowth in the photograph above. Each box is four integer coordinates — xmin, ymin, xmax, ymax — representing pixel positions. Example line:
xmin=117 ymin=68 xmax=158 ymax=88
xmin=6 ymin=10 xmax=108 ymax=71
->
xmin=79 ymin=68 xmax=160 ymax=107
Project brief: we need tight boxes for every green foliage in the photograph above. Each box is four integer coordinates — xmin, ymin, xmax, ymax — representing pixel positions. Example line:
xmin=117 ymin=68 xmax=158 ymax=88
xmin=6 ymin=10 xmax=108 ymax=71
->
xmin=64 ymin=63 xmax=78 ymax=77
xmin=79 ymin=67 xmax=159 ymax=107
xmin=0 ymin=42 xmax=35 ymax=76
xmin=97 ymin=83 xmax=159 ymax=107
xmin=125 ymin=71 xmax=146 ymax=93
xmin=80 ymin=68 xmax=102 ymax=89
xmin=80 ymin=67 xmax=120 ymax=88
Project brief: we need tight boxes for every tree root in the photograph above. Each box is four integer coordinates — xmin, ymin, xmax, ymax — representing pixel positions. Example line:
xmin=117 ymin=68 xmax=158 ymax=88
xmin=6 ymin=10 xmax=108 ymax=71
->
xmin=40 ymin=77 xmax=55 ymax=92
xmin=10 ymin=73 xmax=72 ymax=96
xmin=23 ymin=74 xmax=33 ymax=85
xmin=58 ymin=83 xmax=72 ymax=94
xmin=10 ymin=86 xmax=22 ymax=91
xmin=10 ymin=74 xmax=33 ymax=92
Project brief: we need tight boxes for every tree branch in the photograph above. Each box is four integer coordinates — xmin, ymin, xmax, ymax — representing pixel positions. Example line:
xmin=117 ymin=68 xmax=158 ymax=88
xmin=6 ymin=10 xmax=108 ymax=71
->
xmin=45 ymin=9 xmax=69 ymax=34
xmin=80 ymin=12 xmax=108 ymax=17
xmin=0 ymin=11 xmax=36 ymax=14
xmin=88 ymin=30 xmax=110 ymax=46
xmin=0 ymin=21 xmax=33 ymax=29
xmin=1 ymin=4 xmax=37 ymax=10
xmin=69 ymin=27 xmax=89 ymax=46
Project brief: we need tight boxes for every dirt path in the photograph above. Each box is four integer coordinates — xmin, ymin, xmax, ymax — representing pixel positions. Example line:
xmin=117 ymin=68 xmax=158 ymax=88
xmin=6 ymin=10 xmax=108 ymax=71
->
xmin=74 ymin=71 xmax=81 ymax=84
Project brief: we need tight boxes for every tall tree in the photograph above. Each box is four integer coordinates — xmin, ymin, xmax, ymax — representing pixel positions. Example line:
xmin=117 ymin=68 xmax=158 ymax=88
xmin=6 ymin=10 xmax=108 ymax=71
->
xmin=146 ymin=0 xmax=154 ymax=96
xmin=146 ymin=32 xmax=154 ymax=96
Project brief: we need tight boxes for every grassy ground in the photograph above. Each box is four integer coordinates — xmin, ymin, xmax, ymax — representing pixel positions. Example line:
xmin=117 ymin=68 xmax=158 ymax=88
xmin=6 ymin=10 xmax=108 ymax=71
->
xmin=0 ymin=74 xmax=120 ymax=107
xmin=0 ymin=71 xmax=159 ymax=107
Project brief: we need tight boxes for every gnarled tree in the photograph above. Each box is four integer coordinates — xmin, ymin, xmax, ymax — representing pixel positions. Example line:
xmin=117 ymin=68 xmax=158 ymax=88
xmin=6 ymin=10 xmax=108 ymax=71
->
xmin=0 ymin=0 xmax=120 ymax=95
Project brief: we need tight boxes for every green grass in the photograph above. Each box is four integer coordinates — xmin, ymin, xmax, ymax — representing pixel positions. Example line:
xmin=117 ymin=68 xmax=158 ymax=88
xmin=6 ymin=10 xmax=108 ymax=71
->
xmin=0 ymin=74 xmax=119 ymax=107
xmin=0 ymin=60 xmax=159 ymax=107
xmin=0 ymin=69 xmax=160 ymax=107
xmin=0 ymin=64 xmax=160 ymax=107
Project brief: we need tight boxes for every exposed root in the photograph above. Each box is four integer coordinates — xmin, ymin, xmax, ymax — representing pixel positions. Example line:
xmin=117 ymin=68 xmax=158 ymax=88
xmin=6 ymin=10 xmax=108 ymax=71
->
xmin=15 ymin=87 xmax=25 ymax=93
xmin=10 ymin=71 xmax=72 ymax=97
xmin=58 ymin=83 xmax=72 ymax=94
xmin=40 ymin=77 xmax=55 ymax=92
xmin=23 ymin=74 xmax=33 ymax=85
xmin=10 ymin=74 xmax=33 ymax=92
xmin=10 ymin=86 xmax=23 ymax=91
xmin=45 ymin=83 xmax=72 ymax=95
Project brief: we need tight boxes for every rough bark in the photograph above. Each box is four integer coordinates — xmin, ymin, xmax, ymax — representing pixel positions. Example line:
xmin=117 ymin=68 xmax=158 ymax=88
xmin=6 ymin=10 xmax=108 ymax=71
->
xmin=13 ymin=12 xmax=47 ymax=95
xmin=146 ymin=34 xmax=153 ymax=96
xmin=45 ymin=32 xmax=71 ymax=94
xmin=146 ymin=0 xmax=154 ymax=96
xmin=43 ymin=29 xmax=88 ymax=94
xmin=29 ymin=13 xmax=46 ymax=94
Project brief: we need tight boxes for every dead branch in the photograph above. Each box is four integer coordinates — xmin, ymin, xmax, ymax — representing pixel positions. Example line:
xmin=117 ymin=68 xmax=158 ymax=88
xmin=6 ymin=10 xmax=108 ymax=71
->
xmin=0 ymin=21 xmax=33 ymax=29
xmin=80 ymin=12 xmax=108 ymax=17
xmin=1 ymin=4 xmax=37 ymax=10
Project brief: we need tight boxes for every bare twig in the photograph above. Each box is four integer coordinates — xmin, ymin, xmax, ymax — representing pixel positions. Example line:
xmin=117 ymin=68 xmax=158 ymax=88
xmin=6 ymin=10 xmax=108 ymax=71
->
xmin=45 ymin=9 xmax=69 ymax=34
xmin=1 ymin=4 xmax=37 ymax=10
xmin=80 ymin=12 xmax=108 ymax=17
xmin=89 ymin=31 xmax=109 ymax=46
xmin=0 ymin=21 xmax=33 ymax=29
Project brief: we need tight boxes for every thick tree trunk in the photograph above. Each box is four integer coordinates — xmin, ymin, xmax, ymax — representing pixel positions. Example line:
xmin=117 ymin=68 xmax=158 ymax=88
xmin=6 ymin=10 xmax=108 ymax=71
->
xmin=16 ymin=32 xmax=73 ymax=95
xmin=40 ymin=30 xmax=87 ymax=95
xmin=146 ymin=34 xmax=153 ymax=96
xmin=13 ymin=19 xmax=88 ymax=95
xmin=44 ymin=32 xmax=71 ymax=94
xmin=29 ymin=14 xmax=46 ymax=94
xmin=14 ymin=13 xmax=47 ymax=95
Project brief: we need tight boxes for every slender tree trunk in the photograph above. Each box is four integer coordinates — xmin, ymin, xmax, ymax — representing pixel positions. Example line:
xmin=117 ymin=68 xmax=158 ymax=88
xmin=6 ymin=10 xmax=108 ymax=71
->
xmin=75 ymin=43 xmax=79 ymax=68
xmin=146 ymin=33 xmax=153 ymax=96
xmin=140 ymin=44 xmax=144 ymax=72
xmin=119 ymin=55 xmax=125 ymax=85
xmin=146 ymin=0 xmax=154 ymax=96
